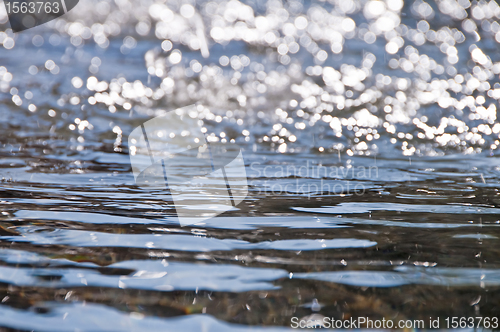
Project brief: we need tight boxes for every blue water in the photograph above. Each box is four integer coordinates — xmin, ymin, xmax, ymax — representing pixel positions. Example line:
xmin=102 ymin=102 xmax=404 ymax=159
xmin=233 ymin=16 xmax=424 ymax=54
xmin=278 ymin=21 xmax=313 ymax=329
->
xmin=1 ymin=0 xmax=500 ymax=330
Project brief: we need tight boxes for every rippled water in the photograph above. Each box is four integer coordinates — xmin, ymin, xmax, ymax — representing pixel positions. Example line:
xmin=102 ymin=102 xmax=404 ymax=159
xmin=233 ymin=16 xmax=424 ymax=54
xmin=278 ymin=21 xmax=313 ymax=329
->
xmin=1 ymin=0 xmax=500 ymax=330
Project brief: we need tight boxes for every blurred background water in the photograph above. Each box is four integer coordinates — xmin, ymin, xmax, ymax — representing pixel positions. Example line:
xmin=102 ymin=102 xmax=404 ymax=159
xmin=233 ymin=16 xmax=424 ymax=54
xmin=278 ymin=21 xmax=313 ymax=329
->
xmin=0 ymin=0 xmax=500 ymax=330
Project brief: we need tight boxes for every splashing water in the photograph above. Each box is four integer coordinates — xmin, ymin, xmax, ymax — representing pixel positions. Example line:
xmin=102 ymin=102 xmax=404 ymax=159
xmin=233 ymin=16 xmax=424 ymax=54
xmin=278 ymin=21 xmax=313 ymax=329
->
xmin=0 ymin=0 xmax=500 ymax=330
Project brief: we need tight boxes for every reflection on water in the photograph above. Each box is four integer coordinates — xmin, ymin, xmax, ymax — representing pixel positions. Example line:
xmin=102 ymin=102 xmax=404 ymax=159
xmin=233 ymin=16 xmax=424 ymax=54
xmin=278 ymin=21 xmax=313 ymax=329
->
xmin=1 ymin=0 xmax=500 ymax=330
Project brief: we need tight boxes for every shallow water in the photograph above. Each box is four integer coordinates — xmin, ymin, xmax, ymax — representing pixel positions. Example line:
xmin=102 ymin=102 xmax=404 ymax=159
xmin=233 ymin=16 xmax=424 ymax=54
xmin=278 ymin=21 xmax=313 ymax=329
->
xmin=1 ymin=0 xmax=500 ymax=330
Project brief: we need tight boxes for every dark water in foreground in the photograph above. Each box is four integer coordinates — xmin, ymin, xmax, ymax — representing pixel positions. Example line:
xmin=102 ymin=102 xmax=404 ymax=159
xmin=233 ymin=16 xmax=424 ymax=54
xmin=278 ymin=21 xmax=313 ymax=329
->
xmin=1 ymin=0 xmax=500 ymax=330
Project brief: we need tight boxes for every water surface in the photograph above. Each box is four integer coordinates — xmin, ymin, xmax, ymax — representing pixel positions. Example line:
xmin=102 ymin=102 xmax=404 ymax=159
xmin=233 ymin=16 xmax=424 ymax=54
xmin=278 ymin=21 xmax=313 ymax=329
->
xmin=1 ymin=0 xmax=500 ymax=330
